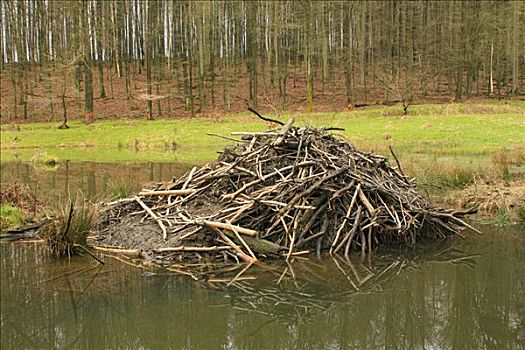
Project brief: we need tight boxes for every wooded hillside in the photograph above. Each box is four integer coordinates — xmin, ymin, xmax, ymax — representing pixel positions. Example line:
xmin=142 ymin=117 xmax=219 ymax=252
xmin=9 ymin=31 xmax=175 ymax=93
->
xmin=1 ymin=1 xmax=523 ymax=122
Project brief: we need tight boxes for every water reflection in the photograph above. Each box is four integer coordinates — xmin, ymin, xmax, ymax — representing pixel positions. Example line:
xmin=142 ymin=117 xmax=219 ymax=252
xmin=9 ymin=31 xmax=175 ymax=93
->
xmin=0 ymin=160 xmax=190 ymax=202
xmin=1 ymin=228 xmax=524 ymax=349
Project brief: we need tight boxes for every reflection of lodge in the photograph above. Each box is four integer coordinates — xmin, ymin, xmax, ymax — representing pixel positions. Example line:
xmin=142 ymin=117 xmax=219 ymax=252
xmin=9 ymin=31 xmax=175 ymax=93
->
xmin=94 ymin=238 xmax=479 ymax=321
xmin=197 ymin=240 xmax=481 ymax=320
xmin=1 ymin=233 xmax=523 ymax=350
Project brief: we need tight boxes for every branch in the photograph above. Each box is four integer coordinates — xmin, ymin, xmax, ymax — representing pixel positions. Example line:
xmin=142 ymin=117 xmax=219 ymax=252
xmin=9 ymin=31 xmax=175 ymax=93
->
xmin=247 ymin=107 xmax=284 ymax=126
xmin=389 ymin=145 xmax=405 ymax=177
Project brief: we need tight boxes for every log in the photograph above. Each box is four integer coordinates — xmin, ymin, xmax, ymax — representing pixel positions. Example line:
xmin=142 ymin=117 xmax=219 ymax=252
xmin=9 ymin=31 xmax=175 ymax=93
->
xmin=154 ymin=246 xmax=231 ymax=253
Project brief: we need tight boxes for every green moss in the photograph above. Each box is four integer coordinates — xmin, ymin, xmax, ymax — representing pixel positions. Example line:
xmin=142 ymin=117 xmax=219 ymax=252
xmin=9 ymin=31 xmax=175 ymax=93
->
xmin=0 ymin=204 xmax=23 ymax=231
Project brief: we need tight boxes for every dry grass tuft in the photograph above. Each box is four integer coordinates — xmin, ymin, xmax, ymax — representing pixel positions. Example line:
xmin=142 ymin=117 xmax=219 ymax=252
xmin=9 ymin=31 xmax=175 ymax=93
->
xmin=450 ymin=178 xmax=525 ymax=223
xmin=40 ymin=196 xmax=100 ymax=257
xmin=491 ymin=148 xmax=525 ymax=165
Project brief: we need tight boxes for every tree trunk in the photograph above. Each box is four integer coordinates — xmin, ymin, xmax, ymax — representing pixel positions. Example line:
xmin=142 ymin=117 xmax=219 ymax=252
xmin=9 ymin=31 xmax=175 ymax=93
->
xmin=247 ymin=2 xmax=258 ymax=108
xmin=511 ymin=1 xmax=519 ymax=95
xmin=97 ymin=61 xmax=106 ymax=98
xmin=306 ymin=2 xmax=314 ymax=113
xmin=84 ymin=60 xmax=94 ymax=124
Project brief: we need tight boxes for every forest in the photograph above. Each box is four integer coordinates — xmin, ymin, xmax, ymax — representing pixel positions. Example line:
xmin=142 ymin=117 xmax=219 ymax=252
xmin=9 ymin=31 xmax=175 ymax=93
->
xmin=0 ymin=0 xmax=523 ymax=122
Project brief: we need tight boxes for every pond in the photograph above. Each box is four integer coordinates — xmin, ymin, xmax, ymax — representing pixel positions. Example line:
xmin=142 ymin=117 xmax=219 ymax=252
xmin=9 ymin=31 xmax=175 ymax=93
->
xmin=1 ymin=161 xmax=524 ymax=349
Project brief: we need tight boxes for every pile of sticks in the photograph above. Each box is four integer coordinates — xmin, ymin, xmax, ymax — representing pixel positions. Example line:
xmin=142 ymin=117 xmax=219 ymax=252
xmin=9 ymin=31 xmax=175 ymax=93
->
xmin=99 ymin=115 xmax=477 ymax=264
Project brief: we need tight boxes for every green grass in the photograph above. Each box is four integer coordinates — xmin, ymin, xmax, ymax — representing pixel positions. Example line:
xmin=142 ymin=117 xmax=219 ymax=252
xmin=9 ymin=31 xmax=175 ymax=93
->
xmin=106 ymin=181 xmax=135 ymax=200
xmin=1 ymin=101 xmax=524 ymax=163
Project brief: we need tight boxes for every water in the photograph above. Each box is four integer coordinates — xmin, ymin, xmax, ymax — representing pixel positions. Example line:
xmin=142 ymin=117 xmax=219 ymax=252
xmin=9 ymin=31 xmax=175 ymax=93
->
xmin=1 ymin=228 xmax=524 ymax=349
xmin=1 ymin=161 xmax=524 ymax=349
xmin=0 ymin=160 xmax=188 ymax=202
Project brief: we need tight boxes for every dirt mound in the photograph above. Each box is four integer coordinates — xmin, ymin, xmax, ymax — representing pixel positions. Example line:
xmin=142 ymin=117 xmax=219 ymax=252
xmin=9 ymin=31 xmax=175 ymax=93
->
xmin=96 ymin=117 xmax=476 ymax=264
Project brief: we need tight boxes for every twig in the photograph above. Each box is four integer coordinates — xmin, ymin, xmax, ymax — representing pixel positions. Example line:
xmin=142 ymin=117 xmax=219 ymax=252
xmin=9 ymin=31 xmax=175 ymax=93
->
xmin=139 ymin=189 xmax=196 ymax=196
xmin=74 ymin=244 xmax=105 ymax=265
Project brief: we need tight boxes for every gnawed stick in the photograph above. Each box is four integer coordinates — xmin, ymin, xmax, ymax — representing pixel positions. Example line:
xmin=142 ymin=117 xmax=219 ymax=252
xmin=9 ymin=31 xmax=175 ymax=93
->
xmin=357 ymin=187 xmax=376 ymax=215
xmin=429 ymin=211 xmax=482 ymax=235
xmin=196 ymin=219 xmax=257 ymax=237
xmin=285 ymin=250 xmax=310 ymax=257
xmin=222 ymin=161 xmax=315 ymax=200
xmin=212 ymin=227 xmax=257 ymax=264
xmin=92 ymin=245 xmax=142 ymax=258
xmin=231 ymin=131 xmax=279 ymax=136
xmin=208 ymin=276 xmax=256 ymax=283
xmin=360 ymin=226 xmax=367 ymax=254
xmin=259 ymin=200 xmax=316 ymax=210
xmin=139 ymin=189 xmax=196 ymax=196
xmin=334 ymin=206 xmax=363 ymax=255
xmin=247 ymin=107 xmax=285 ymax=126
xmin=331 ymin=184 xmax=360 ymax=253
xmin=182 ymin=166 xmax=197 ymax=190
xmin=206 ymin=133 xmax=244 ymax=143
xmin=134 ymin=196 xmax=168 ymax=239
xmin=282 ymin=166 xmax=347 ymax=215
xmin=227 ymin=220 xmax=258 ymax=261
xmin=273 ymin=117 xmax=296 ymax=146
xmin=105 ymin=197 xmax=137 ymax=206
xmin=389 ymin=145 xmax=405 ymax=176
xmin=74 ymin=244 xmax=105 ymax=265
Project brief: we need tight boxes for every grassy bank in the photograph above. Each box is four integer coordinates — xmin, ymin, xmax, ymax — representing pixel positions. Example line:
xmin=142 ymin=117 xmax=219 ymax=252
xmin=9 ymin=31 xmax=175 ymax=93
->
xmin=1 ymin=101 xmax=523 ymax=163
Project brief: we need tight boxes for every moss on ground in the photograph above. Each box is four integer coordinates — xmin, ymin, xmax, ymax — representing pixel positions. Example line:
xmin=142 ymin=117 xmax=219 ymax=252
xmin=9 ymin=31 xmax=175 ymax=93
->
xmin=0 ymin=204 xmax=23 ymax=231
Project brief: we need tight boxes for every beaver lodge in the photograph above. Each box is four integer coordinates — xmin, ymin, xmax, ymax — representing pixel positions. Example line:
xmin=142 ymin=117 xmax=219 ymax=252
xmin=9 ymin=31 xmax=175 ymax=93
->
xmin=95 ymin=112 xmax=478 ymax=269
